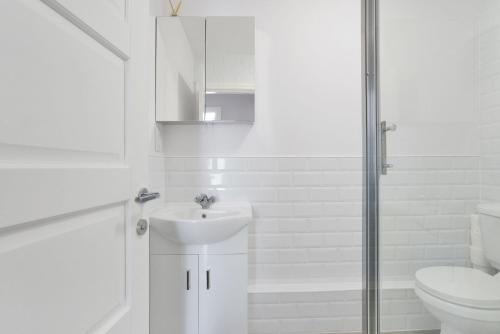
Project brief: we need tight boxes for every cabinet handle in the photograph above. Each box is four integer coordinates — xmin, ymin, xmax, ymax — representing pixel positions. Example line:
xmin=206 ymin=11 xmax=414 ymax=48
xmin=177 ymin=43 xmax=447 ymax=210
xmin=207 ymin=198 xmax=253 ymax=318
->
xmin=186 ymin=270 xmax=190 ymax=291
xmin=206 ymin=270 xmax=210 ymax=290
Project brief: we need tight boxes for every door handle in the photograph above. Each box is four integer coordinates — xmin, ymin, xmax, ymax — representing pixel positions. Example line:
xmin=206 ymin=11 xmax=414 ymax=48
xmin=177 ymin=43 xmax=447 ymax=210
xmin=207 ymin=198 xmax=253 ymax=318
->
xmin=381 ymin=121 xmax=397 ymax=175
xmin=186 ymin=270 xmax=190 ymax=291
xmin=135 ymin=188 xmax=160 ymax=203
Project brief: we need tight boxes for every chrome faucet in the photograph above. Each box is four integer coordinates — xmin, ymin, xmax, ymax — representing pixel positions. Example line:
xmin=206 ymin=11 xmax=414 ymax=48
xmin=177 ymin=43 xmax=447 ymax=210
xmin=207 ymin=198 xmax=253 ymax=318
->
xmin=194 ymin=193 xmax=217 ymax=209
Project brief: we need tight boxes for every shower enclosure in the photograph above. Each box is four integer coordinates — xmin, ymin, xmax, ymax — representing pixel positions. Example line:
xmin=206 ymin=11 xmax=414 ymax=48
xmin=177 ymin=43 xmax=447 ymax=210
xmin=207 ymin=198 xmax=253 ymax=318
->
xmin=364 ymin=0 xmax=500 ymax=333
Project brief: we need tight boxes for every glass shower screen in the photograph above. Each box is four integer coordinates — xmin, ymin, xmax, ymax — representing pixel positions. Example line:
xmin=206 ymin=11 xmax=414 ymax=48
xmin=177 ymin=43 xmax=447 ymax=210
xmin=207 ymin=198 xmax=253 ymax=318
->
xmin=364 ymin=0 xmax=500 ymax=333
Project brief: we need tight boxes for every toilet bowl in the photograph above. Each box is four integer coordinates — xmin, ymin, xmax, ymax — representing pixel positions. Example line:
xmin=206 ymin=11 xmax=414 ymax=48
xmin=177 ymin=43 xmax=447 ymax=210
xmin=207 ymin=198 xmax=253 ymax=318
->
xmin=415 ymin=266 xmax=500 ymax=334
xmin=415 ymin=203 xmax=500 ymax=334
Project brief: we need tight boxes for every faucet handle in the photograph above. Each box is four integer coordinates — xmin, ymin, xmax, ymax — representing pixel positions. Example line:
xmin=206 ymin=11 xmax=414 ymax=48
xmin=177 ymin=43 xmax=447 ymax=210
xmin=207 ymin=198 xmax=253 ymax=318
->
xmin=194 ymin=193 xmax=207 ymax=203
xmin=194 ymin=193 xmax=217 ymax=209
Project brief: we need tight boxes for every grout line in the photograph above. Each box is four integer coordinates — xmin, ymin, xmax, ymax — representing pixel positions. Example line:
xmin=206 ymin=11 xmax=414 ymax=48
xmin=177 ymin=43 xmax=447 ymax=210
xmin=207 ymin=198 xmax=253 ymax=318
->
xmin=152 ymin=154 xmax=481 ymax=158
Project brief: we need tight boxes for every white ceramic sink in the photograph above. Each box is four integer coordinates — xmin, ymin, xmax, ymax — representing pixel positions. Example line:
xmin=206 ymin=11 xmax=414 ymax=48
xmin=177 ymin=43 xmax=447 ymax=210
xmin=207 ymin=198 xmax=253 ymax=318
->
xmin=149 ymin=202 xmax=252 ymax=245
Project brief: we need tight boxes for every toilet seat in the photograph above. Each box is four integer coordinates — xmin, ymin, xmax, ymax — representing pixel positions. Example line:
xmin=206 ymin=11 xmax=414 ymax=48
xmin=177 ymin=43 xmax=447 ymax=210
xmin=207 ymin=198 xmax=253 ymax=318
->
xmin=415 ymin=266 xmax=500 ymax=310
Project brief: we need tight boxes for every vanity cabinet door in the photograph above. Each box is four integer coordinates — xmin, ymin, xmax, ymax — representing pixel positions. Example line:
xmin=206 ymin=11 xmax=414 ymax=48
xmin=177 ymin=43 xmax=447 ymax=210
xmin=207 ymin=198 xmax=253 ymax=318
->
xmin=199 ymin=254 xmax=248 ymax=334
xmin=151 ymin=255 xmax=199 ymax=334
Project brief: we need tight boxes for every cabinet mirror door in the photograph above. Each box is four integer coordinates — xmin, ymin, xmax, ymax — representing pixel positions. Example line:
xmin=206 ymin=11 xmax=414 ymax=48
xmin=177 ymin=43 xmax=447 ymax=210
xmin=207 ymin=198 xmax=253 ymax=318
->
xmin=155 ymin=16 xmax=255 ymax=123
xmin=156 ymin=17 xmax=206 ymax=122
xmin=205 ymin=17 xmax=255 ymax=122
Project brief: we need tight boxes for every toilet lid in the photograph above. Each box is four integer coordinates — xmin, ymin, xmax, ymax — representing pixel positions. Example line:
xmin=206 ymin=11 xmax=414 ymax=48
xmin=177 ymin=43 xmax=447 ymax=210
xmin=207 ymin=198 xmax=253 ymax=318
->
xmin=415 ymin=266 xmax=500 ymax=309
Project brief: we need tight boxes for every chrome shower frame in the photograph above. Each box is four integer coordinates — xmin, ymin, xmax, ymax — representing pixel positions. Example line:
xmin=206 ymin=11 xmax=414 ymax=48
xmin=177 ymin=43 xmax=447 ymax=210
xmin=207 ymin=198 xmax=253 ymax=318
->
xmin=362 ymin=0 xmax=380 ymax=333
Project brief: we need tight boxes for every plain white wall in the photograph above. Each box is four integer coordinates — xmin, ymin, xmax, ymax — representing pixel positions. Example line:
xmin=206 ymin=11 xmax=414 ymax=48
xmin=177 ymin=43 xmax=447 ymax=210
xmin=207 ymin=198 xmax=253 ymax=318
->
xmin=151 ymin=0 xmax=363 ymax=157
xmin=478 ymin=0 xmax=500 ymax=202
xmin=380 ymin=0 xmax=480 ymax=157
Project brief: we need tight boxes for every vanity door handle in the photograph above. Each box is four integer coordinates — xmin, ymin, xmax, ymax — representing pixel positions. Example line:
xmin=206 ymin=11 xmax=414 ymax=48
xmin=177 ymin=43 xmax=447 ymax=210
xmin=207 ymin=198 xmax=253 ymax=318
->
xmin=186 ymin=270 xmax=190 ymax=291
xmin=206 ymin=270 xmax=210 ymax=290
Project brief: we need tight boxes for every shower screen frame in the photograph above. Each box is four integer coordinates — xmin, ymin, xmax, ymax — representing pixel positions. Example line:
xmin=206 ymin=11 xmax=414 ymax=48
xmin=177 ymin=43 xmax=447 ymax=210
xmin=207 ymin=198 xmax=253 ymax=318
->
xmin=362 ymin=0 xmax=380 ymax=333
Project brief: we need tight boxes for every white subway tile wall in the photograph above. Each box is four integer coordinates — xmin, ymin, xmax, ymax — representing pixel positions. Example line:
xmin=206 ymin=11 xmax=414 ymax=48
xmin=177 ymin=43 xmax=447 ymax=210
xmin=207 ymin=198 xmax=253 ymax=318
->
xmin=158 ymin=156 xmax=364 ymax=282
xmin=147 ymin=154 xmax=168 ymax=212
xmin=148 ymin=155 xmax=478 ymax=333
xmin=249 ymin=288 xmax=439 ymax=334
xmin=480 ymin=22 xmax=500 ymax=202
xmin=381 ymin=156 xmax=479 ymax=280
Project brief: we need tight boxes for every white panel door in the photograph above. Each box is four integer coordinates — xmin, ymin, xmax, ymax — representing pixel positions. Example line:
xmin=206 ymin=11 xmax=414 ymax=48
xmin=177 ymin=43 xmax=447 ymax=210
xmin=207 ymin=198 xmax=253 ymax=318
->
xmin=0 ymin=0 xmax=150 ymax=333
xmin=150 ymin=255 xmax=199 ymax=334
xmin=199 ymin=254 xmax=248 ymax=334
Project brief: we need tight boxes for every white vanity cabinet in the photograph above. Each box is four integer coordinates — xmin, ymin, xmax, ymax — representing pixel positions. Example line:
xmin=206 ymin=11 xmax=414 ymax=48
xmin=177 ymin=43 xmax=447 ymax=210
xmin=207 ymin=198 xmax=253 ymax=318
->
xmin=149 ymin=202 xmax=251 ymax=334
xmin=151 ymin=255 xmax=199 ymax=334
xmin=151 ymin=252 xmax=247 ymax=334
xmin=199 ymin=254 xmax=248 ymax=334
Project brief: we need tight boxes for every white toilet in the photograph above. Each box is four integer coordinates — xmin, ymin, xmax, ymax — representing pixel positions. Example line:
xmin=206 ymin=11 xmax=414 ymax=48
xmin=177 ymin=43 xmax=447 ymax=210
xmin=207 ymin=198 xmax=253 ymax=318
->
xmin=415 ymin=203 xmax=500 ymax=334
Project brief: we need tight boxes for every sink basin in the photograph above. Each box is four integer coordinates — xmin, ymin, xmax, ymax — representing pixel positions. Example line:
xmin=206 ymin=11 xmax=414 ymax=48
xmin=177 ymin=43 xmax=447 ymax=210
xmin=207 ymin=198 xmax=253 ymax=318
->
xmin=149 ymin=202 xmax=252 ymax=245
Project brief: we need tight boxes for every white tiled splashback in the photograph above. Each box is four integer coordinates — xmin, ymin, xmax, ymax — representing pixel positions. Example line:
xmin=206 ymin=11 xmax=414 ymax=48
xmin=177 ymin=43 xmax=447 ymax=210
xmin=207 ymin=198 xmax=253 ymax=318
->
xmin=150 ymin=155 xmax=477 ymax=282
xmin=148 ymin=155 xmax=478 ymax=333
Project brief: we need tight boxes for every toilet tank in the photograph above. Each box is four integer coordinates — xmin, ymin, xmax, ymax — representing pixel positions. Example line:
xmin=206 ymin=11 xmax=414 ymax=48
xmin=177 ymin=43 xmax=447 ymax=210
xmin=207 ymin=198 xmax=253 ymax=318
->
xmin=478 ymin=203 xmax=500 ymax=270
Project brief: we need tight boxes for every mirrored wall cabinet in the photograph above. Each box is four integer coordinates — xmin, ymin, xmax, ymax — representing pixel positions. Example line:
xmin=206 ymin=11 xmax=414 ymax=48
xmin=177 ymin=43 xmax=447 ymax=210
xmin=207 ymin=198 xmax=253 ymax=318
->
xmin=156 ymin=16 xmax=255 ymax=124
